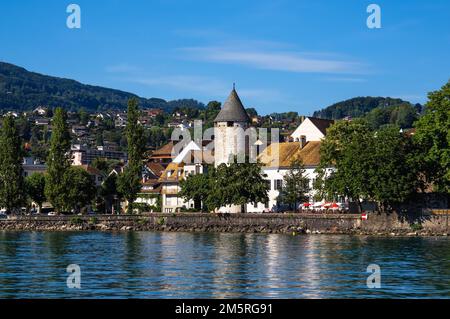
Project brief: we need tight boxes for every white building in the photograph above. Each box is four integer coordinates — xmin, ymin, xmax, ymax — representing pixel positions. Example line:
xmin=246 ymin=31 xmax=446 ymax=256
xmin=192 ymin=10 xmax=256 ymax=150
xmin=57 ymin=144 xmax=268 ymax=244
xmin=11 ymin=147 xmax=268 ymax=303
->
xmin=22 ymin=157 xmax=47 ymax=177
xmin=290 ymin=117 xmax=334 ymax=142
xmin=33 ymin=106 xmax=48 ymax=116
xmin=246 ymin=140 xmax=334 ymax=213
xmin=159 ymin=140 xmax=213 ymax=213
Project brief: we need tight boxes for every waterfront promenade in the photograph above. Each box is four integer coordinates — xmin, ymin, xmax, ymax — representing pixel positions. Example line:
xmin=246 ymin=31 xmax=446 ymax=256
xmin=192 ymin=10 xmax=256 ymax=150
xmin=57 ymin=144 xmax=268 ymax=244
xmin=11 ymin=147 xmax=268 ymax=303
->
xmin=1 ymin=211 xmax=448 ymax=235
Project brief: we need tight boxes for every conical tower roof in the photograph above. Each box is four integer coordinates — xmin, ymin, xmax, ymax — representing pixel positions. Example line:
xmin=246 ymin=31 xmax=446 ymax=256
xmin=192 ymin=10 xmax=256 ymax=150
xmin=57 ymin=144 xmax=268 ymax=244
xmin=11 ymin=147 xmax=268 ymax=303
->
xmin=214 ymin=88 xmax=250 ymax=123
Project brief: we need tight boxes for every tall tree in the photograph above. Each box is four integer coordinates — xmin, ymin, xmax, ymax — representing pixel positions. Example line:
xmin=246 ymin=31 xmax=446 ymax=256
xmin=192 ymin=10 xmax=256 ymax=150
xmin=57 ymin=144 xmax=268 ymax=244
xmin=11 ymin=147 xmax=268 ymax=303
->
xmin=316 ymin=119 xmax=374 ymax=209
xmin=370 ymin=125 xmax=419 ymax=210
xmin=316 ymin=120 xmax=419 ymax=211
xmin=414 ymin=80 xmax=450 ymax=194
xmin=0 ymin=116 xmax=26 ymax=213
xmin=117 ymin=98 xmax=145 ymax=213
xmin=25 ymin=173 xmax=46 ymax=214
xmin=64 ymin=167 xmax=96 ymax=214
xmin=100 ymin=173 xmax=119 ymax=214
xmin=278 ymin=159 xmax=310 ymax=211
xmin=45 ymin=107 xmax=71 ymax=213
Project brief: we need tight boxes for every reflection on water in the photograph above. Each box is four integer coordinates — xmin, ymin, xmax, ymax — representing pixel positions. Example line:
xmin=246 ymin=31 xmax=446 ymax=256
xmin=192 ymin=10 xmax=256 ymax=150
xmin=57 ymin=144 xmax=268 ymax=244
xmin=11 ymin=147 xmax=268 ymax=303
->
xmin=0 ymin=231 xmax=449 ymax=298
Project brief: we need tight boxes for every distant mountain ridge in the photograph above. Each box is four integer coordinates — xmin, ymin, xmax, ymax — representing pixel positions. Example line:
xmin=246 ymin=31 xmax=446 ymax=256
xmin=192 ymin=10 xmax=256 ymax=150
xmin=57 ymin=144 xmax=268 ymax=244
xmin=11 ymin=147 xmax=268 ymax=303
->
xmin=313 ymin=96 xmax=422 ymax=120
xmin=0 ymin=62 xmax=204 ymax=112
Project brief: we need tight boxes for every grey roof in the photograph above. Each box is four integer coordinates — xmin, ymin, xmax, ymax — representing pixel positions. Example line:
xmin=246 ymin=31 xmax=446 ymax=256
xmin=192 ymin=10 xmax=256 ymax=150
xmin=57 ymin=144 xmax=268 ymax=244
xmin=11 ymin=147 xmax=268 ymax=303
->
xmin=214 ymin=89 xmax=251 ymax=123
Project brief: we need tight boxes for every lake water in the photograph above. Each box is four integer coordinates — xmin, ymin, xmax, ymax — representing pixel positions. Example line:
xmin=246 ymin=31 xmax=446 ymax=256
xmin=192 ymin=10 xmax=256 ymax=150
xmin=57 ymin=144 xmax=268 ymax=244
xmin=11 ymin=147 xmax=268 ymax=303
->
xmin=0 ymin=231 xmax=449 ymax=298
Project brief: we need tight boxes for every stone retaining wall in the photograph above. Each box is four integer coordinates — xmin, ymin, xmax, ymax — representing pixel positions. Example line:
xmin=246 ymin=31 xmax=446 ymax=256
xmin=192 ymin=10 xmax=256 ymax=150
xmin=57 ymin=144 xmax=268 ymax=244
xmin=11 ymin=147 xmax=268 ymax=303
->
xmin=0 ymin=212 xmax=448 ymax=235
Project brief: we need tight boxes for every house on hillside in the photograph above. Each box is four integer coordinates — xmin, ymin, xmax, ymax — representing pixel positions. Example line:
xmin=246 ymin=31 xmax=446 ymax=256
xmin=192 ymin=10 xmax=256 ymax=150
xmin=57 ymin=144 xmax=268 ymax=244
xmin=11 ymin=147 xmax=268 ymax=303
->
xmin=22 ymin=157 xmax=47 ymax=177
xmin=290 ymin=117 xmax=334 ymax=142
xmin=74 ymin=165 xmax=104 ymax=186
xmin=33 ymin=106 xmax=47 ymax=116
xmin=133 ymin=162 xmax=165 ymax=211
xmin=158 ymin=140 xmax=213 ymax=213
xmin=71 ymin=144 xmax=127 ymax=165
xmin=148 ymin=141 xmax=176 ymax=167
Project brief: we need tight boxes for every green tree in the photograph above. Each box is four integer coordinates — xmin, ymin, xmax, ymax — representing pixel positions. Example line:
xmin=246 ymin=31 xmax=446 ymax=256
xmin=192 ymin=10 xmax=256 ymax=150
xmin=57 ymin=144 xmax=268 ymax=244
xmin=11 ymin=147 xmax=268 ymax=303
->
xmin=212 ymin=159 xmax=269 ymax=213
xmin=179 ymin=160 xmax=270 ymax=213
xmin=414 ymin=80 xmax=450 ymax=193
xmin=99 ymin=173 xmax=119 ymax=213
xmin=25 ymin=173 xmax=46 ymax=214
xmin=316 ymin=120 xmax=419 ymax=211
xmin=65 ymin=167 xmax=96 ymax=214
xmin=78 ymin=107 xmax=89 ymax=126
xmin=370 ymin=125 xmax=419 ymax=209
xmin=45 ymin=107 xmax=72 ymax=213
xmin=0 ymin=116 xmax=26 ymax=213
xmin=395 ymin=104 xmax=418 ymax=128
xmin=179 ymin=170 xmax=212 ymax=212
xmin=365 ymin=107 xmax=390 ymax=130
xmin=117 ymin=98 xmax=146 ymax=213
xmin=246 ymin=108 xmax=258 ymax=118
xmin=278 ymin=159 xmax=310 ymax=211
xmin=316 ymin=119 xmax=373 ymax=210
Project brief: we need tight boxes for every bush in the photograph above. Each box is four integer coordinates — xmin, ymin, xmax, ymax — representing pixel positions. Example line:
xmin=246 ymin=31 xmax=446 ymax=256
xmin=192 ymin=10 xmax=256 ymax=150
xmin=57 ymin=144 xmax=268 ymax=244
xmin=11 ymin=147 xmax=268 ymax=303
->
xmin=410 ymin=223 xmax=423 ymax=231
xmin=138 ymin=217 xmax=149 ymax=225
xmin=157 ymin=217 xmax=166 ymax=225
xmin=70 ymin=216 xmax=83 ymax=225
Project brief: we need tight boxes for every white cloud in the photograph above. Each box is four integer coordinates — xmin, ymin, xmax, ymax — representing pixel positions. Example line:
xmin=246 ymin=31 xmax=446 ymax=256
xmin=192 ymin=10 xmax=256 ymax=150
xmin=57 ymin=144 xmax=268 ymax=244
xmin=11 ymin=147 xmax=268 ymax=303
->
xmin=179 ymin=46 xmax=366 ymax=74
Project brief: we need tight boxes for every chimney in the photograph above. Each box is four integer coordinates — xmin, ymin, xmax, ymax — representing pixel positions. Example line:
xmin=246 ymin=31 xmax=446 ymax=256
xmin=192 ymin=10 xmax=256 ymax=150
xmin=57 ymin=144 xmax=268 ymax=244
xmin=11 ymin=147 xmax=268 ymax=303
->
xmin=299 ymin=135 xmax=306 ymax=149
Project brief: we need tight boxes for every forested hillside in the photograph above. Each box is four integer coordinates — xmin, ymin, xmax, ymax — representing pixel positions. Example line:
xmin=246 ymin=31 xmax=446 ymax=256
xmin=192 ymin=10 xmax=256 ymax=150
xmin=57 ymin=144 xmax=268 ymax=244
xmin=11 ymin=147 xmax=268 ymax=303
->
xmin=0 ymin=62 xmax=204 ymax=112
xmin=313 ymin=96 xmax=422 ymax=119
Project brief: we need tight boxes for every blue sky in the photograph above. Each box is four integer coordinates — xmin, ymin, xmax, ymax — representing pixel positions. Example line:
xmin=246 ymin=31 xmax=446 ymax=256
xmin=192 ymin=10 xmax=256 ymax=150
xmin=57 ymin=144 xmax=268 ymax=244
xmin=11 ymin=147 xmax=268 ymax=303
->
xmin=0 ymin=0 xmax=449 ymax=115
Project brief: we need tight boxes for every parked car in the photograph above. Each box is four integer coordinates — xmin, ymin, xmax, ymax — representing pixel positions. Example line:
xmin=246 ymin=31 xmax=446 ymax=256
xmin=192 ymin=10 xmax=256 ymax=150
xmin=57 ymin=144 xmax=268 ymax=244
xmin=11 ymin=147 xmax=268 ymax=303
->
xmin=48 ymin=212 xmax=57 ymax=216
xmin=0 ymin=213 xmax=7 ymax=220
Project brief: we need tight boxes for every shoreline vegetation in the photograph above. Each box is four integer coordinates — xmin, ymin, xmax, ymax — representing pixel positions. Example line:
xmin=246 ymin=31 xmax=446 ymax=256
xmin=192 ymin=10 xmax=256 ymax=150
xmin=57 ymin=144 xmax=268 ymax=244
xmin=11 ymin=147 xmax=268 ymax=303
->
xmin=1 ymin=212 xmax=448 ymax=236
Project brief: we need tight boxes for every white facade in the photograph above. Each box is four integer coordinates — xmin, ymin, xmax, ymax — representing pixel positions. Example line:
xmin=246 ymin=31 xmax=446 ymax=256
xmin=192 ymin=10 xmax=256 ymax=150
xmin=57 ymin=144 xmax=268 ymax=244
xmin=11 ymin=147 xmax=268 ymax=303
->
xmin=246 ymin=166 xmax=329 ymax=213
xmin=291 ymin=118 xmax=325 ymax=142
xmin=214 ymin=121 xmax=249 ymax=166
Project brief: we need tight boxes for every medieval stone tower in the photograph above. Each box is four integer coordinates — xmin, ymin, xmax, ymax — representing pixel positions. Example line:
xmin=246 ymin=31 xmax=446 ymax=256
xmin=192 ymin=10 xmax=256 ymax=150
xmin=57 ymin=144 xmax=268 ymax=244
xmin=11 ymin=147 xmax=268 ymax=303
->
xmin=214 ymin=86 xmax=251 ymax=167
xmin=213 ymin=86 xmax=251 ymax=213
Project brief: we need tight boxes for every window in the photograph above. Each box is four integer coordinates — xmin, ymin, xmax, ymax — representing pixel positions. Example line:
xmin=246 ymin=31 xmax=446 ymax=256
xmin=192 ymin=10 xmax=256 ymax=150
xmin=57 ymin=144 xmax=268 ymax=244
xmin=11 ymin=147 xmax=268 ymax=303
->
xmin=266 ymin=180 xmax=271 ymax=190
xmin=275 ymin=179 xmax=283 ymax=191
